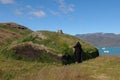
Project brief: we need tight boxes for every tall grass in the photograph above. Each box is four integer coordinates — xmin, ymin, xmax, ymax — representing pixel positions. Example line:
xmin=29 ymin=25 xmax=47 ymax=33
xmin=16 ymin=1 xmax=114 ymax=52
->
xmin=0 ymin=55 xmax=119 ymax=80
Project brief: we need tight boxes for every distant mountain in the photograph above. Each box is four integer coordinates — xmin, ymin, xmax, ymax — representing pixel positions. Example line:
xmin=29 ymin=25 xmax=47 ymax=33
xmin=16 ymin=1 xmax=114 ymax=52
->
xmin=76 ymin=33 xmax=120 ymax=47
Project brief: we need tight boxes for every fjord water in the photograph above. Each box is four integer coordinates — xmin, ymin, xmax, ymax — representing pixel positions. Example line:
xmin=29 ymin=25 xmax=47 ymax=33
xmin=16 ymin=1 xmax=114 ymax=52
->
xmin=98 ymin=47 xmax=120 ymax=55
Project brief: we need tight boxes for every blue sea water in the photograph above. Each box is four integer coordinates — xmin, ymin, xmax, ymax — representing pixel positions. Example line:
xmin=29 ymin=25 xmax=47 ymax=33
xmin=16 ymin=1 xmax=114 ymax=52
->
xmin=98 ymin=47 xmax=120 ymax=55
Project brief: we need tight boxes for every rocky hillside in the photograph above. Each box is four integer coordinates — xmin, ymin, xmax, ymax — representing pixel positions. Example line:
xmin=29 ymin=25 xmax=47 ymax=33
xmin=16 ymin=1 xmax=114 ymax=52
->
xmin=76 ymin=33 xmax=120 ymax=47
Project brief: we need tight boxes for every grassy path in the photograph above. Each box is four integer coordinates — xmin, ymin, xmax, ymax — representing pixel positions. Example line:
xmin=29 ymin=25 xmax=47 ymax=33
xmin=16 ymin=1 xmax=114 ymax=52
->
xmin=0 ymin=55 xmax=120 ymax=80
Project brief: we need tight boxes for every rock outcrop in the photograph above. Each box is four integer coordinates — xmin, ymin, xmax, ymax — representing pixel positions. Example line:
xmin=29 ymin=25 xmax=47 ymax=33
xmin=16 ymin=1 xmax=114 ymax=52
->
xmin=57 ymin=30 xmax=63 ymax=34
xmin=0 ymin=22 xmax=28 ymax=30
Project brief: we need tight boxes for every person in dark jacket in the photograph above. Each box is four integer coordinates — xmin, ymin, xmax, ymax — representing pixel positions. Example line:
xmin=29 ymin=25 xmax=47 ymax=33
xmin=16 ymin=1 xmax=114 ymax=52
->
xmin=73 ymin=41 xmax=83 ymax=63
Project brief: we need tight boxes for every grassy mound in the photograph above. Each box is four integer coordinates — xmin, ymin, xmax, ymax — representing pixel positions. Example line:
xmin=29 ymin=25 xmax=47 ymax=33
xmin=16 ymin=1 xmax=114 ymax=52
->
xmin=4 ymin=42 xmax=61 ymax=62
xmin=2 ymin=30 xmax=99 ymax=64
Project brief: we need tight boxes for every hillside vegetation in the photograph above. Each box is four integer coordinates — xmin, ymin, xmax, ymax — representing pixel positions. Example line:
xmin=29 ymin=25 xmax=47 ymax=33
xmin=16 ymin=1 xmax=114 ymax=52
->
xmin=1 ymin=30 xmax=99 ymax=64
xmin=0 ymin=22 xmax=98 ymax=63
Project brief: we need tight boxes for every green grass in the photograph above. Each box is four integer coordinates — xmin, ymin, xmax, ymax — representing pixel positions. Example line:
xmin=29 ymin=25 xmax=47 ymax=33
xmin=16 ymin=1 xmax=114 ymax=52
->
xmin=0 ymin=55 xmax=119 ymax=80
xmin=15 ymin=30 xmax=99 ymax=56
xmin=14 ymin=30 xmax=97 ymax=54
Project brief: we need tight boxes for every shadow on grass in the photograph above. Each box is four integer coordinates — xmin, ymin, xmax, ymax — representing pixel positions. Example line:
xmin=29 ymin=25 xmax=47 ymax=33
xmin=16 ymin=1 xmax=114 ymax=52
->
xmin=61 ymin=50 xmax=99 ymax=65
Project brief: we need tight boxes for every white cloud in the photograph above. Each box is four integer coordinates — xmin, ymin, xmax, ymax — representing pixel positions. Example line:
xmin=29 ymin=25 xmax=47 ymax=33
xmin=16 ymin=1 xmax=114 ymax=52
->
xmin=59 ymin=4 xmax=74 ymax=13
xmin=0 ymin=0 xmax=14 ymax=4
xmin=14 ymin=9 xmax=22 ymax=15
xmin=50 ymin=10 xmax=60 ymax=16
xmin=56 ymin=0 xmax=74 ymax=13
xmin=26 ymin=5 xmax=32 ymax=9
xmin=30 ymin=11 xmax=46 ymax=18
xmin=56 ymin=0 xmax=64 ymax=4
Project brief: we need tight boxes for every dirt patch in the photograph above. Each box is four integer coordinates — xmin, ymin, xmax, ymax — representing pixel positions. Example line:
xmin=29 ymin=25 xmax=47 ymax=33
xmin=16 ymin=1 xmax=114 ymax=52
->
xmin=0 ymin=29 xmax=20 ymax=40
xmin=0 ymin=35 xmax=3 ymax=39
xmin=0 ymin=29 xmax=17 ymax=36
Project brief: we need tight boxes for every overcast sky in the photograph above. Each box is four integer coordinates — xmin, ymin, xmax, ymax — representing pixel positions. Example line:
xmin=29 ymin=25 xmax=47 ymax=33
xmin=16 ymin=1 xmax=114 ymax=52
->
xmin=0 ymin=0 xmax=120 ymax=35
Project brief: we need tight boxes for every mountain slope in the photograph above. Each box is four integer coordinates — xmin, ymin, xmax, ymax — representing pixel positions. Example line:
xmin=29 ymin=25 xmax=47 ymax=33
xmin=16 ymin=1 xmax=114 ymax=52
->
xmin=76 ymin=33 xmax=120 ymax=47
xmin=2 ymin=30 xmax=99 ymax=64
xmin=0 ymin=22 xmax=32 ymax=47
